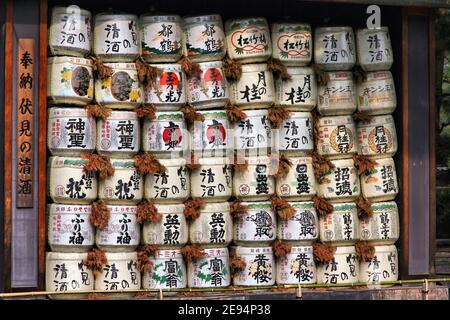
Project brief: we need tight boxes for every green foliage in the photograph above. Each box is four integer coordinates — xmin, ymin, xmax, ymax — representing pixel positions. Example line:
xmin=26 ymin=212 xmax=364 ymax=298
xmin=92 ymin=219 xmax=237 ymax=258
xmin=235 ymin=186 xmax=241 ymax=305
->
xmin=437 ymin=187 xmax=450 ymax=238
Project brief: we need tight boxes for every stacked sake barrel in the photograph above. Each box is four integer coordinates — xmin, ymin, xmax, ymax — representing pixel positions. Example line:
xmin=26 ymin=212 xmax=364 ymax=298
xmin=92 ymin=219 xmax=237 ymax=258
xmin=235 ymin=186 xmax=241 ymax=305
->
xmin=355 ymin=27 xmax=399 ymax=285
xmin=223 ymin=17 xmax=277 ymax=287
xmin=270 ymin=22 xmax=318 ymax=285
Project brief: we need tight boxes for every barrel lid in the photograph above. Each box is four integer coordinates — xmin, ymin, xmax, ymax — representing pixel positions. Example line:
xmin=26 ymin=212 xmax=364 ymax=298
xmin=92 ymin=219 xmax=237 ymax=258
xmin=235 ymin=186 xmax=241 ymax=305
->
xmin=140 ymin=13 xmax=181 ymax=24
xmin=289 ymin=201 xmax=315 ymax=210
xmin=48 ymin=107 xmax=89 ymax=118
xmin=235 ymin=246 xmax=273 ymax=255
xmin=104 ymin=110 xmax=139 ymax=121
xmin=241 ymin=63 xmax=269 ymax=73
xmin=371 ymin=201 xmax=398 ymax=211
xmin=51 ymin=5 xmax=91 ymax=17
xmin=196 ymin=60 xmax=223 ymax=68
xmin=201 ymin=247 xmax=229 ymax=257
xmin=244 ymin=156 xmax=271 ymax=165
xmin=48 ymin=56 xmax=93 ymax=66
xmin=198 ymin=110 xmax=228 ymax=118
xmin=289 ymin=245 xmax=314 ymax=254
xmin=110 ymin=158 xmax=136 ymax=169
xmin=285 ymin=111 xmax=313 ymax=119
xmin=106 ymin=205 xmax=137 ymax=214
xmin=225 ymin=17 xmax=269 ymax=30
xmin=371 ymin=157 xmax=396 ymax=167
xmin=362 ymin=70 xmax=393 ymax=82
xmin=356 ymin=114 xmax=395 ymax=127
xmin=95 ymin=12 xmax=138 ymax=23
xmin=104 ymin=62 xmax=138 ymax=71
xmin=153 ymin=249 xmax=183 ymax=258
xmin=104 ymin=251 xmax=137 ymax=260
xmin=238 ymin=108 xmax=269 ymax=118
xmin=315 ymin=26 xmax=353 ymax=34
xmin=331 ymin=202 xmax=357 ymax=212
xmin=326 ymin=71 xmax=354 ymax=81
xmin=330 ymin=158 xmax=356 ymax=169
xmin=149 ymin=63 xmax=182 ymax=71
xmin=288 ymin=157 xmax=313 ymax=165
xmin=240 ymin=201 xmax=272 ymax=209
xmin=271 ymin=22 xmax=311 ymax=33
xmin=198 ymin=157 xmax=231 ymax=166
xmin=356 ymin=26 xmax=389 ymax=35
xmin=285 ymin=66 xmax=314 ymax=76
xmin=373 ymin=244 xmax=397 ymax=254
xmin=183 ymin=14 xmax=222 ymax=25
xmin=47 ymin=203 xmax=92 ymax=214
xmin=200 ymin=202 xmax=230 ymax=213
xmin=46 ymin=251 xmax=88 ymax=260
xmin=48 ymin=156 xmax=87 ymax=168
xmin=158 ymin=157 xmax=187 ymax=167
xmin=317 ymin=115 xmax=354 ymax=126
xmin=153 ymin=111 xmax=185 ymax=121
xmin=334 ymin=245 xmax=356 ymax=255
xmin=154 ymin=203 xmax=185 ymax=214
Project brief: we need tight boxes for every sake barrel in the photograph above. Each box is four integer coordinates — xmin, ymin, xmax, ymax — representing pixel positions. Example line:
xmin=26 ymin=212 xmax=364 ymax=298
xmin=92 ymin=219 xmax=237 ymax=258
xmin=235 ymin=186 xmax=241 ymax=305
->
xmin=191 ymin=110 xmax=232 ymax=158
xmin=143 ymin=63 xmax=186 ymax=110
xmin=93 ymin=12 xmax=140 ymax=62
xmin=48 ymin=156 xmax=97 ymax=204
xmin=317 ymin=246 xmax=359 ymax=284
xmin=314 ymin=26 xmax=356 ymax=71
xmin=95 ymin=205 xmax=139 ymax=252
xmin=47 ymin=204 xmax=95 ymax=252
xmin=98 ymin=159 xmax=143 ymax=205
xmin=183 ymin=14 xmax=226 ymax=62
xmin=359 ymin=245 xmax=398 ymax=284
xmin=232 ymin=109 xmax=272 ymax=156
xmin=48 ymin=6 xmax=92 ymax=57
xmin=47 ymin=107 xmax=96 ymax=156
xmin=187 ymin=247 xmax=231 ymax=288
xmin=357 ymin=114 xmax=398 ymax=158
xmin=317 ymin=158 xmax=361 ymax=202
xmin=356 ymin=27 xmax=394 ymax=72
xmin=233 ymin=156 xmax=275 ymax=201
xmin=94 ymin=252 xmax=141 ymax=297
xmin=356 ymin=71 xmax=397 ymax=115
xmin=317 ymin=71 xmax=357 ymax=115
xmin=276 ymin=157 xmax=317 ymax=200
xmin=276 ymin=245 xmax=316 ymax=285
xmin=141 ymin=111 xmax=187 ymax=159
xmin=230 ymin=64 xmax=275 ymax=109
xmin=271 ymin=22 xmax=312 ymax=66
xmin=47 ymin=57 xmax=94 ymax=106
xmin=142 ymin=249 xmax=187 ymax=289
xmin=275 ymin=67 xmax=317 ymax=111
xmin=190 ymin=158 xmax=232 ymax=202
xmin=96 ymin=110 xmax=140 ymax=158
xmin=278 ymin=111 xmax=314 ymax=155
xmin=359 ymin=201 xmax=400 ymax=245
xmin=187 ymin=61 xmax=229 ymax=109
xmin=360 ymin=157 xmax=399 ymax=202
xmin=140 ymin=14 xmax=183 ymax=63
xmin=316 ymin=115 xmax=358 ymax=159
xmin=189 ymin=202 xmax=233 ymax=246
xmin=46 ymin=252 xmax=93 ymax=299
xmin=225 ymin=17 xmax=272 ymax=63
xmin=144 ymin=158 xmax=190 ymax=204
xmin=142 ymin=204 xmax=188 ymax=248
xmin=94 ymin=62 xmax=142 ymax=109
xmin=277 ymin=201 xmax=318 ymax=245
xmin=233 ymin=201 xmax=276 ymax=246
xmin=233 ymin=246 xmax=275 ymax=286
xmin=319 ymin=202 xmax=360 ymax=245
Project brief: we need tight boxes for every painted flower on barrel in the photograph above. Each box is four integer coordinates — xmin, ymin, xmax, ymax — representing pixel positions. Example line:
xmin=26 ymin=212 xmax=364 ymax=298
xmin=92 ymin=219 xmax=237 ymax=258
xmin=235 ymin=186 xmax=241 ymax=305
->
xmin=248 ymin=259 xmax=272 ymax=280
xmin=101 ymin=76 xmax=112 ymax=90
xmin=206 ymin=119 xmax=226 ymax=147
xmin=129 ymin=88 xmax=141 ymax=102
xmin=60 ymin=67 xmax=72 ymax=83
xmin=151 ymin=261 xmax=183 ymax=287
xmin=162 ymin=121 xmax=183 ymax=150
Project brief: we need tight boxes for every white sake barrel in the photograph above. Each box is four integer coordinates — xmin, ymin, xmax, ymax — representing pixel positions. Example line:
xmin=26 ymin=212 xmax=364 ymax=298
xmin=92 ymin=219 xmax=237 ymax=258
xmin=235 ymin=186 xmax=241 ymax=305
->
xmin=144 ymin=158 xmax=190 ymax=204
xmin=94 ymin=62 xmax=142 ymax=109
xmin=143 ymin=63 xmax=186 ymax=110
xmin=140 ymin=14 xmax=183 ymax=63
xmin=183 ymin=14 xmax=226 ymax=63
xmin=317 ymin=158 xmax=361 ymax=202
xmin=314 ymin=26 xmax=356 ymax=71
xmin=93 ymin=12 xmax=140 ymax=62
xmin=47 ymin=57 xmax=94 ymax=106
xmin=191 ymin=110 xmax=232 ymax=158
xmin=317 ymin=71 xmax=357 ymax=115
xmin=357 ymin=114 xmax=398 ymax=158
xmin=187 ymin=60 xmax=229 ymax=109
xmin=275 ymin=67 xmax=317 ymax=111
xmin=233 ymin=201 xmax=276 ymax=246
xmin=225 ymin=17 xmax=272 ymax=63
xmin=276 ymin=157 xmax=317 ymax=200
xmin=190 ymin=158 xmax=232 ymax=202
xmin=359 ymin=201 xmax=399 ymax=245
xmin=142 ymin=249 xmax=187 ymax=289
xmin=317 ymin=245 xmax=359 ymax=284
xmin=98 ymin=159 xmax=143 ymax=205
xmin=142 ymin=203 xmax=188 ymax=248
xmin=357 ymin=71 xmax=397 ymax=115
xmin=276 ymin=245 xmax=316 ymax=285
xmin=47 ymin=204 xmax=94 ymax=252
xmin=278 ymin=111 xmax=314 ymax=155
xmin=48 ymin=6 xmax=92 ymax=57
xmin=141 ymin=111 xmax=186 ymax=159
xmin=189 ymin=202 xmax=232 ymax=246
xmin=360 ymin=157 xmax=398 ymax=202
xmin=96 ymin=205 xmax=139 ymax=252
xmin=271 ymin=22 xmax=312 ymax=66
xmin=96 ymin=110 xmax=140 ymax=158
xmin=230 ymin=64 xmax=275 ymax=109
xmin=48 ymin=156 xmax=97 ymax=204
xmin=319 ymin=202 xmax=360 ymax=245
xmin=94 ymin=252 xmax=141 ymax=297
xmin=277 ymin=201 xmax=318 ymax=245
xmin=47 ymin=107 xmax=96 ymax=156
xmin=356 ymin=27 xmax=393 ymax=72
xmin=316 ymin=115 xmax=358 ymax=159
xmin=232 ymin=109 xmax=272 ymax=156
xmin=359 ymin=245 xmax=398 ymax=284
xmin=46 ymin=252 xmax=93 ymax=299
xmin=187 ymin=247 xmax=230 ymax=288
xmin=233 ymin=156 xmax=275 ymax=201
xmin=233 ymin=246 xmax=275 ymax=286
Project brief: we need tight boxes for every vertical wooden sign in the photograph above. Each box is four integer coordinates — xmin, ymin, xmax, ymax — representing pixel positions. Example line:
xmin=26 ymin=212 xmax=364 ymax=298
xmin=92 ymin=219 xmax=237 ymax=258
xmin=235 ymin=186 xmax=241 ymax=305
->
xmin=16 ymin=38 xmax=34 ymax=208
